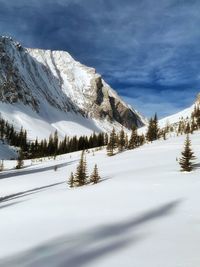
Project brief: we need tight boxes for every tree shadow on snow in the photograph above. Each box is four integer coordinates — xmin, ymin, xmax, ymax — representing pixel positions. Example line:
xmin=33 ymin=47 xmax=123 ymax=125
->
xmin=0 ymin=182 xmax=64 ymax=205
xmin=0 ymin=160 xmax=77 ymax=180
xmin=192 ymin=163 xmax=200 ymax=170
xmin=0 ymin=200 xmax=26 ymax=210
xmin=0 ymin=200 xmax=182 ymax=267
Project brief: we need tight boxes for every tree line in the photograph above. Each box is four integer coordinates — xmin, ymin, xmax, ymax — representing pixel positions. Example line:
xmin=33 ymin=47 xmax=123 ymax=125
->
xmin=106 ymin=113 xmax=160 ymax=156
xmin=0 ymin=116 xmax=108 ymax=160
xmin=1 ymin=104 xmax=199 ymax=173
xmin=29 ymin=131 xmax=107 ymax=159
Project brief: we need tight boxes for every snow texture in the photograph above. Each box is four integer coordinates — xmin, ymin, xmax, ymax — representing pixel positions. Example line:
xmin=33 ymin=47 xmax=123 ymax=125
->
xmin=0 ymin=132 xmax=200 ymax=266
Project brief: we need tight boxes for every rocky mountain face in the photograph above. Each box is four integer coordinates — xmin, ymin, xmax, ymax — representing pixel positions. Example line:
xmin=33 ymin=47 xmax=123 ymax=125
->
xmin=0 ymin=36 xmax=145 ymax=138
xmin=195 ymin=93 xmax=200 ymax=105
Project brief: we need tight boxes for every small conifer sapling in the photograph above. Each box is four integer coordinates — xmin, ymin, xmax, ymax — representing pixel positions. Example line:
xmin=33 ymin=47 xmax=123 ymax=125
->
xmin=179 ymin=134 xmax=196 ymax=172
xmin=90 ymin=164 xmax=101 ymax=184
xmin=68 ymin=172 xmax=75 ymax=188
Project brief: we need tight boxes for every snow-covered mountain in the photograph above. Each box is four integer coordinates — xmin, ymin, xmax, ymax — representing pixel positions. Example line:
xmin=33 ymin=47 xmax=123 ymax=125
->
xmin=137 ymin=94 xmax=199 ymax=136
xmin=0 ymin=36 xmax=145 ymax=140
xmin=159 ymin=94 xmax=200 ymax=128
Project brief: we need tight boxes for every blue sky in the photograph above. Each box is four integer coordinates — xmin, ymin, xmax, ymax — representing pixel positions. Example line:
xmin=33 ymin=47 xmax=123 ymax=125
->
xmin=0 ymin=0 xmax=200 ymax=118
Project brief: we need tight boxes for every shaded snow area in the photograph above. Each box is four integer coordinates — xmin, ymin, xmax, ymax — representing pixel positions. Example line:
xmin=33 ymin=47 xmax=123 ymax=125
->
xmin=0 ymin=101 xmax=129 ymax=142
xmin=0 ymin=141 xmax=17 ymax=160
xmin=0 ymin=102 xmax=104 ymax=141
xmin=0 ymin=132 xmax=200 ymax=267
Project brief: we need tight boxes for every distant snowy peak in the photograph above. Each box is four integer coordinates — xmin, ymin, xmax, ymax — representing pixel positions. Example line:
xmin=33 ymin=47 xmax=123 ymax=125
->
xmin=0 ymin=36 xmax=145 ymax=137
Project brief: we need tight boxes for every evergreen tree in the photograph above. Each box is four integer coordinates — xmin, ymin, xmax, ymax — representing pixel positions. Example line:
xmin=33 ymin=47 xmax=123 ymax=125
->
xmin=179 ymin=134 xmax=196 ymax=172
xmin=125 ymin=133 xmax=129 ymax=149
xmin=90 ymin=164 xmax=101 ymax=184
xmin=53 ymin=130 xmax=59 ymax=155
xmin=153 ymin=113 xmax=159 ymax=138
xmin=107 ymin=128 xmax=117 ymax=156
xmin=74 ymin=150 xmax=88 ymax=186
xmin=16 ymin=150 xmax=24 ymax=169
xmin=190 ymin=118 xmax=196 ymax=134
xmin=104 ymin=133 xmax=108 ymax=145
xmin=146 ymin=117 xmax=154 ymax=141
xmin=129 ymin=126 xmax=138 ymax=149
xmin=68 ymin=172 xmax=75 ymax=188
xmin=178 ymin=119 xmax=185 ymax=135
xmin=118 ymin=127 xmax=125 ymax=152
xmin=192 ymin=105 xmax=200 ymax=129
xmin=184 ymin=122 xmax=190 ymax=134
xmin=0 ymin=160 xmax=4 ymax=171
xmin=146 ymin=113 xmax=159 ymax=142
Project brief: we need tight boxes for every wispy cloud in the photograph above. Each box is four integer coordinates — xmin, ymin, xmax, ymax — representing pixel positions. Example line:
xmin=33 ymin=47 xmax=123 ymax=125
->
xmin=0 ymin=0 xmax=199 ymax=117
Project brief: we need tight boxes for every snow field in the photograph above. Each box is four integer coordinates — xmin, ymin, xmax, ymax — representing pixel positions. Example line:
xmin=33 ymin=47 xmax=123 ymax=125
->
xmin=0 ymin=132 xmax=200 ymax=266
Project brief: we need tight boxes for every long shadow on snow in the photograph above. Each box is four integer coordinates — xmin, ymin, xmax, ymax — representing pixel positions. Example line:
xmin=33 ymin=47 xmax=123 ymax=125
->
xmin=0 ymin=182 xmax=64 ymax=204
xmin=0 ymin=200 xmax=25 ymax=210
xmin=0 ymin=160 xmax=77 ymax=180
xmin=0 ymin=200 xmax=181 ymax=267
xmin=192 ymin=163 xmax=200 ymax=170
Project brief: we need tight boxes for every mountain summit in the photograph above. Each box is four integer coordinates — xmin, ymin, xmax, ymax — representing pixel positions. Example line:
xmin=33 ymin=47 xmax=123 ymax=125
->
xmin=0 ymin=36 xmax=145 ymax=139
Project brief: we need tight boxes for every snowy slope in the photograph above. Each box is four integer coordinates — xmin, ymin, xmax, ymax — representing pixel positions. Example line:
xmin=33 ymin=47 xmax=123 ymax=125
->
xmin=158 ymin=93 xmax=200 ymax=128
xmin=0 ymin=36 xmax=145 ymax=140
xmin=159 ymin=104 xmax=194 ymax=128
xmin=0 ymin=102 xmax=105 ymax=140
xmin=138 ymin=101 xmax=196 ymax=135
xmin=0 ymin=132 xmax=200 ymax=266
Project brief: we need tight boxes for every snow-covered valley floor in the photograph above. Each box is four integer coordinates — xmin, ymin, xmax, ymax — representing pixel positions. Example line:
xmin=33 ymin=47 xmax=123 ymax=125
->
xmin=0 ymin=132 xmax=200 ymax=267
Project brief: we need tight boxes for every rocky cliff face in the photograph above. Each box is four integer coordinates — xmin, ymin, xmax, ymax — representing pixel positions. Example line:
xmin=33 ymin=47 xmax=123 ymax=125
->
xmin=0 ymin=36 xmax=145 ymax=137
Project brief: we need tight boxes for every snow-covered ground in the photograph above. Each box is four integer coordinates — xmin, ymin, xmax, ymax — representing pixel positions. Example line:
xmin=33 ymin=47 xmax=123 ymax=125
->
xmin=0 ymin=132 xmax=200 ymax=267
xmin=0 ymin=102 xmax=107 ymax=141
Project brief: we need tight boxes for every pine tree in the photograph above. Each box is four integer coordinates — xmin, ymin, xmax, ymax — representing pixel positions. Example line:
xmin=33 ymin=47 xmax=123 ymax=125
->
xmin=190 ymin=118 xmax=196 ymax=134
xmin=68 ymin=172 xmax=75 ymax=188
xmin=90 ymin=164 xmax=101 ymax=184
xmin=53 ymin=130 xmax=59 ymax=155
xmin=184 ymin=122 xmax=190 ymax=134
xmin=0 ymin=160 xmax=4 ymax=171
xmin=118 ymin=127 xmax=125 ymax=152
xmin=125 ymin=133 xmax=129 ymax=149
xmin=153 ymin=113 xmax=159 ymax=137
xmin=146 ymin=117 xmax=154 ymax=141
xmin=107 ymin=128 xmax=117 ymax=156
xmin=74 ymin=150 xmax=88 ymax=186
xmin=129 ymin=126 xmax=138 ymax=149
xmin=179 ymin=134 xmax=196 ymax=172
xmin=104 ymin=133 xmax=108 ymax=145
xmin=146 ymin=113 xmax=160 ymax=142
xmin=138 ymin=134 xmax=145 ymax=146
xmin=16 ymin=150 xmax=24 ymax=169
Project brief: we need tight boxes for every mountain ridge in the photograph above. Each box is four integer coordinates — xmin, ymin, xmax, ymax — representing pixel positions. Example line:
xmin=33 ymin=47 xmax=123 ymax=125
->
xmin=0 ymin=36 xmax=145 ymax=140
